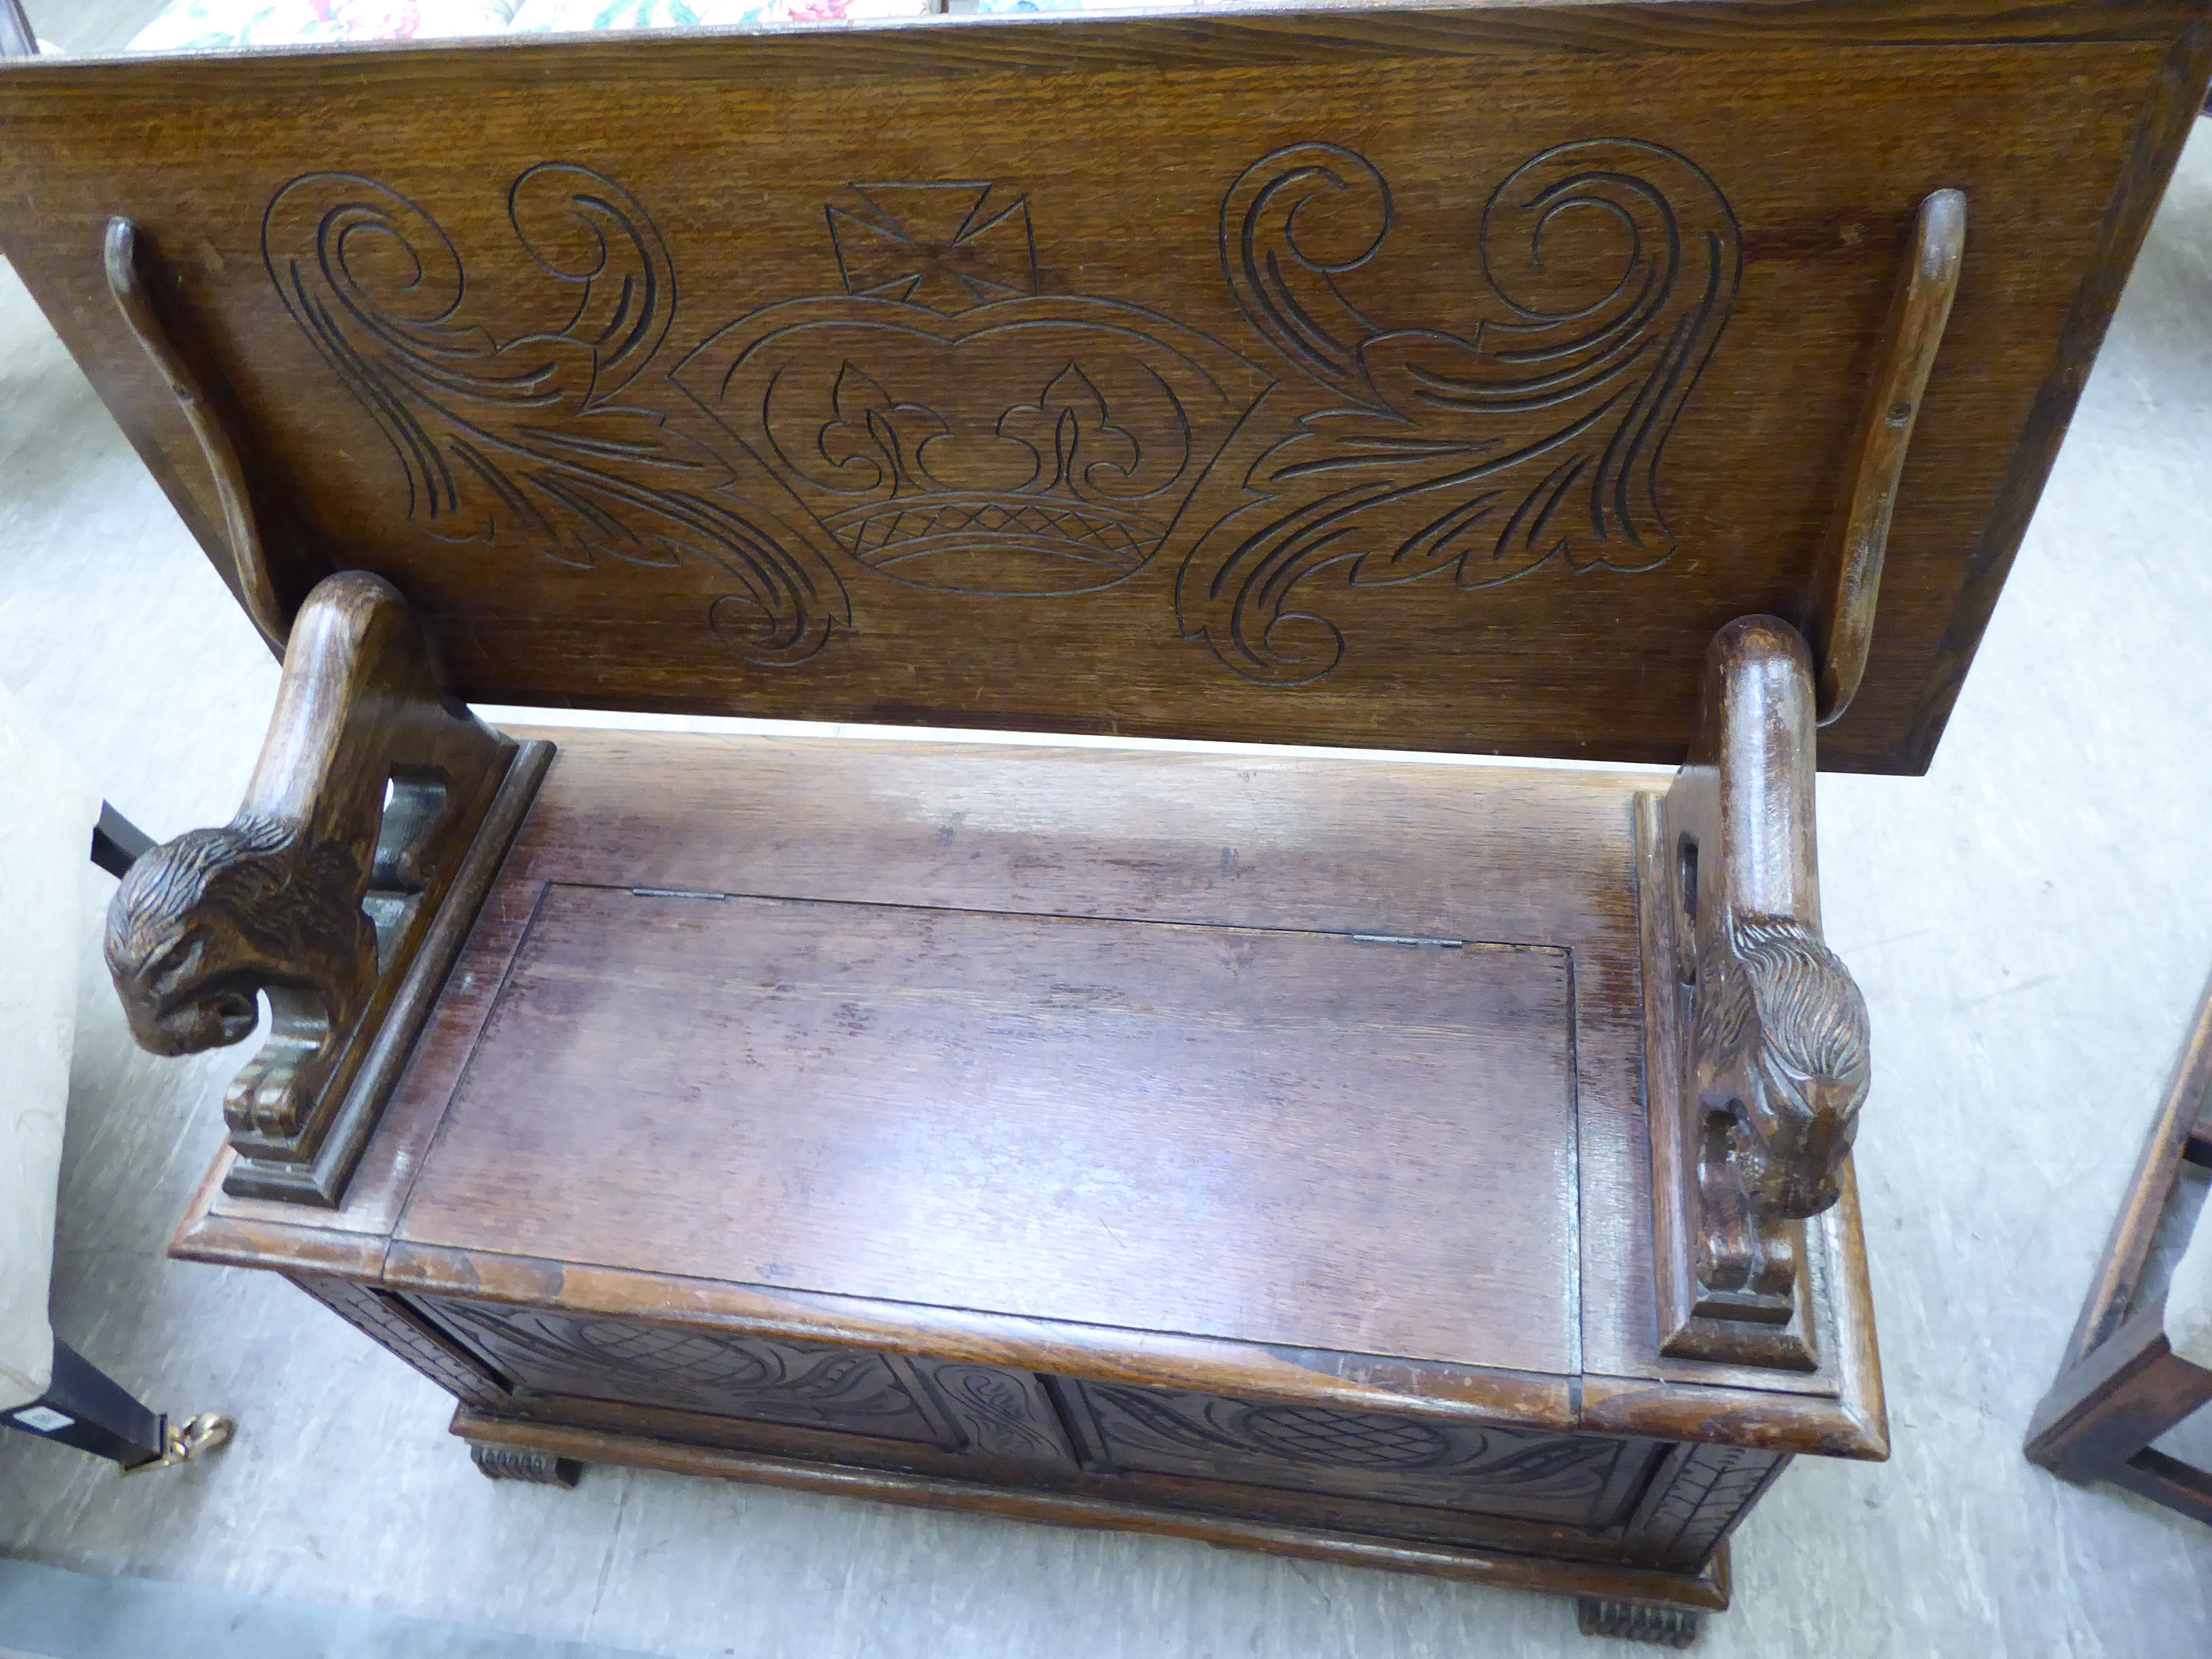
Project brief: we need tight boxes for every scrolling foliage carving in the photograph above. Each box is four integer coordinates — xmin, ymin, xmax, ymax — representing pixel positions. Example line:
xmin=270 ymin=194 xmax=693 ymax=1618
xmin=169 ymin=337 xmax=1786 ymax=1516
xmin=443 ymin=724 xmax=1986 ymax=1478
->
xmin=264 ymin=142 xmax=1737 ymax=684
xmin=912 ymin=1359 xmax=1073 ymax=1465
xmin=1182 ymin=139 xmax=1742 ymax=683
xmin=264 ymin=163 xmax=847 ymax=666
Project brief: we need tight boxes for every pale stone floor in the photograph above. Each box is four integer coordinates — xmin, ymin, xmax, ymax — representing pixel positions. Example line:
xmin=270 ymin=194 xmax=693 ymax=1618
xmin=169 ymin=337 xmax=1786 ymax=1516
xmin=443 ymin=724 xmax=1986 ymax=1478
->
xmin=2 ymin=30 xmax=2211 ymax=1659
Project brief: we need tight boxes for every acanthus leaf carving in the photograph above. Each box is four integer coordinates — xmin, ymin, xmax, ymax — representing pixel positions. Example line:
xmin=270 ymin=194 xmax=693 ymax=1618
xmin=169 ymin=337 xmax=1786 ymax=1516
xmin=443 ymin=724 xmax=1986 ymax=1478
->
xmin=1183 ymin=138 xmax=1743 ymax=684
xmin=264 ymin=163 xmax=848 ymax=666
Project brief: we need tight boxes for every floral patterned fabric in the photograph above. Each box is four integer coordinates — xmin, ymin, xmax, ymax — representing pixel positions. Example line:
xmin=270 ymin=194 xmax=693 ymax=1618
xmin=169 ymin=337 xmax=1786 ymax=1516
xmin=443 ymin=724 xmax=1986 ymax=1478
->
xmin=128 ymin=0 xmax=928 ymax=52
xmin=121 ymin=0 xmax=1252 ymax=52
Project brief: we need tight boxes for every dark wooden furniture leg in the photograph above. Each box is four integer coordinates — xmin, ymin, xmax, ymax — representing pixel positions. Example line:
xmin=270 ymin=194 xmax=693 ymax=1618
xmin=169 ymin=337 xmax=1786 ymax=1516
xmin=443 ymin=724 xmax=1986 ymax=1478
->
xmin=2026 ymin=983 xmax=2212 ymax=1517
xmin=2026 ymin=1300 xmax=2212 ymax=1509
xmin=3 ymin=1340 xmax=164 ymax=1468
xmin=90 ymin=802 xmax=152 ymax=880
xmin=1 ymin=1340 xmax=229 ymax=1472
xmin=1577 ymin=1598 xmax=1701 ymax=1650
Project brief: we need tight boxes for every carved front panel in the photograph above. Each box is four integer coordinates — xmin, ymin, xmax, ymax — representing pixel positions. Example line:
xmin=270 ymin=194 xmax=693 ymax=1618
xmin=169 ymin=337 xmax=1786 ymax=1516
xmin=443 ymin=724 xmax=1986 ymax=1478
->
xmin=418 ymin=1298 xmax=947 ymax=1446
xmin=1620 ymin=1443 xmax=1790 ymax=1572
xmin=907 ymin=1357 xmax=1078 ymax=1469
xmin=1070 ymin=1381 xmax=1651 ymax=1525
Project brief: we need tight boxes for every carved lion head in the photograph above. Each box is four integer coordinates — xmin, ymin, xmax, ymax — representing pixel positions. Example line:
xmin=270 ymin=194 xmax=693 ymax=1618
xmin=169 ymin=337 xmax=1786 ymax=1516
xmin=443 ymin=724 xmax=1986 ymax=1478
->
xmin=106 ymin=819 xmax=312 ymax=1057
xmin=1696 ymin=914 xmax=1871 ymax=1221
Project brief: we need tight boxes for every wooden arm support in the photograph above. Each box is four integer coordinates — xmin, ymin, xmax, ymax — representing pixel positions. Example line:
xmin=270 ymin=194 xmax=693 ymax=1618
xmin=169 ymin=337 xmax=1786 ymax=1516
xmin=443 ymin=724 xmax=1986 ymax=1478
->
xmin=1653 ymin=616 xmax=1871 ymax=1369
xmin=106 ymin=218 xmax=302 ymax=654
xmin=1809 ymin=188 xmax=1966 ymax=727
xmin=106 ymin=572 xmax=550 ymax=1206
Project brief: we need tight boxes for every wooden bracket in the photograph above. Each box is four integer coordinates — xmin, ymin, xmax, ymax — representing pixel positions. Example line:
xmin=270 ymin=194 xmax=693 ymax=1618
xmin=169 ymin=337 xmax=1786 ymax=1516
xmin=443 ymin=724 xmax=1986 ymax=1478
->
xmin=105 ymin=216 xmax=300 ymax=654
xmin=1648 ymin=617 xmax=1871 ymax=1370
xmin=1810 ymin=188 xmax=1967 ymax=726
xmin=105 ymin=572 xmax=552 ymax=1206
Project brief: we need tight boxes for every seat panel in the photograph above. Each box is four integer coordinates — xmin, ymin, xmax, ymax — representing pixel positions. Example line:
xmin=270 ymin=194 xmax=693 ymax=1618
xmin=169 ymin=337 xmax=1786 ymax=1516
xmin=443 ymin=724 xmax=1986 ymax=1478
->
xmin=400 ymin=881 xmax=1582 ymax=1374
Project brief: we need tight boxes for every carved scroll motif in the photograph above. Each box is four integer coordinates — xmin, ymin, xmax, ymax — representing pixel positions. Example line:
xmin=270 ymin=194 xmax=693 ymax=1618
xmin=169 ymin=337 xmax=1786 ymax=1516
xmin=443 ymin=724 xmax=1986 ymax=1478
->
xmin=915 ymin=1361 xmax=1073 ymax=1464
xmin=264 ymin=165 xmax=847 ymax=665
xmin=424 ymin=1301 xmax=941 ymax=1439
xmin=264 ymin=145 xmax=1737 ymax=685
xmin=673 ymin=182 xmax=1273 ymax=600
xmin=1183 ymin=140 xmax=1743 ymax=683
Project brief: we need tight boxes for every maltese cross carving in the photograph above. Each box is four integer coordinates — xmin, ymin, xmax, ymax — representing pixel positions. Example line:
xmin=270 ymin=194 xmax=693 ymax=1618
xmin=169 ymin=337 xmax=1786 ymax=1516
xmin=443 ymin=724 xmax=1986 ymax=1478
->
xmin=826 ymin=183 xmax=1040 ymax=313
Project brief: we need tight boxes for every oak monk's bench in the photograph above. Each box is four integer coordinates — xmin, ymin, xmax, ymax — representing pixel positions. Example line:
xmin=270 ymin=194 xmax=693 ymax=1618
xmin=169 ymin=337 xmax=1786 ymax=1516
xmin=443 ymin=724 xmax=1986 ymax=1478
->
xmin=3 ymin=0 xmax=2204 ymax=1643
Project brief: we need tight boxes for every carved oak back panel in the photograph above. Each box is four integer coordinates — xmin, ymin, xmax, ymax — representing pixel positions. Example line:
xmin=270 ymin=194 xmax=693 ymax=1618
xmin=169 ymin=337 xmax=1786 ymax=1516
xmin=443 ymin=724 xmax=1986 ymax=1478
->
xmin=0 ymin=0 xmax=2199 ymax=769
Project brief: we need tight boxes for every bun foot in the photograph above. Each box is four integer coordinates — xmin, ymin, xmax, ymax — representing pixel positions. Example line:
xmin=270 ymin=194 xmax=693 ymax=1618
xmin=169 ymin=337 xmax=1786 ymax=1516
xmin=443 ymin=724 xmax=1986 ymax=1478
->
xmin=469 ymin=1441 xmax=581 ymax=1487
xmin=1577 ymin=1597 xmax=1700 ymax=1647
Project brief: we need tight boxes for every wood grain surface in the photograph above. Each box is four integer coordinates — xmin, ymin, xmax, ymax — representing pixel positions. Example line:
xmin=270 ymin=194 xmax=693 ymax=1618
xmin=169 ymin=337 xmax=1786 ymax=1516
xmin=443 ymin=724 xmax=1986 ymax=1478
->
xmin=171 ymin=726 xmax=1882 ymax=1450
xmin=1811 ymin=189 xmax=1967 ymax=726
xmin=398 ymin=886 xmax=1580 ymax=1376
xmin=2 ymin=0 xmax=2204 ymax=771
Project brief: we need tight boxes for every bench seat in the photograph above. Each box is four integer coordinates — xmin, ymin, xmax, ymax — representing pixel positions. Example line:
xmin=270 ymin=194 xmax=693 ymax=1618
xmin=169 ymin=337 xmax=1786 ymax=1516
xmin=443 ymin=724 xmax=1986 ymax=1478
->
xmin=172 ymin=726 xmax=1879 ymax=1616
xmin=6 ymin=0 xmax=2204 ymax=1637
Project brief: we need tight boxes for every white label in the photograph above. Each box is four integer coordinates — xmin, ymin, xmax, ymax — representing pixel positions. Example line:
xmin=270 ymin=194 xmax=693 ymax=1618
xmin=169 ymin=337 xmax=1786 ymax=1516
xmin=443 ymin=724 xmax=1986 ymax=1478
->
xmin=11 ymin=1406 xmax=74 ymax=1433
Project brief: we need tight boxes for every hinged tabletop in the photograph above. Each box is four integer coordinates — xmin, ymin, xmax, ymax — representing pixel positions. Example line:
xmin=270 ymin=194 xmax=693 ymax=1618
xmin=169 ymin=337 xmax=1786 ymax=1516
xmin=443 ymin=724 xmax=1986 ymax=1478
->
xmin=3 ymin=0 xmax=2204 ymax=771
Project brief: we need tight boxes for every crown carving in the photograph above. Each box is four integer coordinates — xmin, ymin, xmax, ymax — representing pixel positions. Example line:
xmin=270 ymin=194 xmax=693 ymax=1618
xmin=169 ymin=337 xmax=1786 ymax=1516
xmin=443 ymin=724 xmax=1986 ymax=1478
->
xmin=813 ymin=357 xmax=1186 ymax=592
xmin=675 ymin=183 xmax=1271 ymax=598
